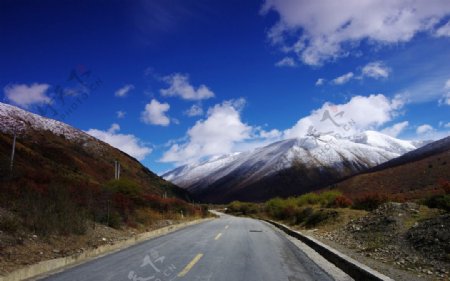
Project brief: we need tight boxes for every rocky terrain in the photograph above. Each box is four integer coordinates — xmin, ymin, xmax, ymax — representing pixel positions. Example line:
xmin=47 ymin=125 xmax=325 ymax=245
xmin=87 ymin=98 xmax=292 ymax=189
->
xmin=312 ymin=203 xmax=449 ymax=281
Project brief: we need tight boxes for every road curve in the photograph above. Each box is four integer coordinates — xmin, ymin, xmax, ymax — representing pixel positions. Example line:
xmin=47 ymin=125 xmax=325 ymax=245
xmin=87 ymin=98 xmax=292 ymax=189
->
xmin=41 ymin=214 xmax=342 ymax=281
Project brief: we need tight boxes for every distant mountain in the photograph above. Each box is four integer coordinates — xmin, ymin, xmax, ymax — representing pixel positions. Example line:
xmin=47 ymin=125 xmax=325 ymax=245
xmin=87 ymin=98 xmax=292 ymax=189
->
xmin=163 ymin=131 xmax=419 ymax=203
xmin=331 ymin=136 xmax=450 ymax=200
xmin=0 ymin=102 xmax=187 ymax=199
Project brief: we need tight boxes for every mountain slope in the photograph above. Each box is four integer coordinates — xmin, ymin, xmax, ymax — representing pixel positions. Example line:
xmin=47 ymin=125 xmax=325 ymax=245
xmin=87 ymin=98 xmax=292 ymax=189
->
xmin=330 ymin=136 xmax=450 ymax=200
xmin=163 ymin=131 xmax=418 ymax=203
xmin=0 ymin=102 xmax=187 ymax=199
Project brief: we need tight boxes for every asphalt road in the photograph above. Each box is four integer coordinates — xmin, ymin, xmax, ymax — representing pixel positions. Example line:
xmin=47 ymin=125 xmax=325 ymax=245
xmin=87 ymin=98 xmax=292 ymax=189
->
xmin=40 ymin=214 xmax=341 ymax=281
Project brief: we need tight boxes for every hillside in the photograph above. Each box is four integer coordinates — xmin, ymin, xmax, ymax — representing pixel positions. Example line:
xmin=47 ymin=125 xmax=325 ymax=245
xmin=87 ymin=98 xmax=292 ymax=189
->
xmin=164 ymin=131 xmax=419 ymax=203
xmin=0 ymin=102 xmax=187 ymax=199
xmin=329 ymin=136 xmax=450 ymax=200
xmin=0 ymin=102 xmax=202 ymax=240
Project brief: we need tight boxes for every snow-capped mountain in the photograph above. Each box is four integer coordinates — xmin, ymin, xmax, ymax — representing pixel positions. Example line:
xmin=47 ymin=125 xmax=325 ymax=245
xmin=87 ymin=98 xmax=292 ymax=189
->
xmin=0 ymin=102 xmax=187 ymax=198
xmin=163 ymin=131 xmax=420 ymax=203
xmin=0 ymin=102 xmax=92 ymax=142
xmin=332 ymin=135 xmax=450 ymax=200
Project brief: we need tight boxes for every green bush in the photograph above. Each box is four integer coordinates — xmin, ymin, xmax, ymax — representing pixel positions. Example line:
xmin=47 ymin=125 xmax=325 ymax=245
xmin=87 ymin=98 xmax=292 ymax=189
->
xmin=319 ymin=191 xmax=342 ymax=207
xmin=423 ymin=194 xmax=450 ymax=212
xmin=295 ymin=191 xmax=343 ymax=207
xmin=104 ymin=179 xmax=142 ymax=201
xmin=293 ymin=207 xmax=314 ymax=225
xmin=98 ymin=210 xmax=122 ymax=229
xmin=296 ymin=193 xmax=320 ymax=206
xmin=265 ymin=197 xmax=297 ymax=220
xmin=304 ymin=209 xmax=338 ymax=227
xmin=227 ymin=201 xmax=259 ymax=215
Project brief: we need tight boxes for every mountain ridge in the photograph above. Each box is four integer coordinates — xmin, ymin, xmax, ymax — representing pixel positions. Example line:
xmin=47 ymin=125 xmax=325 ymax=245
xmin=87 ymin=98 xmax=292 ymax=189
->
xmin=163 ymin=130 xmax=420 ymax=203
xmin=0 ymin=102 xmax=187 ymax=199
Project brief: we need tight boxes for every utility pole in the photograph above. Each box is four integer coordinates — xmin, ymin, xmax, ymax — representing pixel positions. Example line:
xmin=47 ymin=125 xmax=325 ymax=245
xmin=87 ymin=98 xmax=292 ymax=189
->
xmin=114 ymin=160 xmax=121 ymax=180
xmin=10 ymin=133 xmax=16 ymax=176
xmin=114 ymin=160 xmax=116 ymax=179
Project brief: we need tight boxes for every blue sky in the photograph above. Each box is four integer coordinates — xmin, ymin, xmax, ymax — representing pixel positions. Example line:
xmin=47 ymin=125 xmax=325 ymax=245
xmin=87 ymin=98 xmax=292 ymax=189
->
xmin=1 ymin=0 xmax=449 ymax=174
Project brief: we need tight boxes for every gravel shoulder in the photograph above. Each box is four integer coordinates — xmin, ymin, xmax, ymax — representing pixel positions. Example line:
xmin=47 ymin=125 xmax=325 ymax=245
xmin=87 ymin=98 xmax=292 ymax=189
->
xmin=287 ymin=203 xmax=449 ymax=281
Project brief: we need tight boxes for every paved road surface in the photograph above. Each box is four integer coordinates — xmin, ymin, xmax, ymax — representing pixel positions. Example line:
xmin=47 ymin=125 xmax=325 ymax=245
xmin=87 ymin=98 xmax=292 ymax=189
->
xmin=41 ymin=214 xmax=341 ymax=281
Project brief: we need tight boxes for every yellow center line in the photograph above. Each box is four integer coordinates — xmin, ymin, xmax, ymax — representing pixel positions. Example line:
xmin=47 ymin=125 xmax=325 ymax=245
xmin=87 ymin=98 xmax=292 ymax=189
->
xmin=214 ymin=233 xmax=223 ymax=240
xmin=177 ymin=253 xmax=203 ymax=277
xmin=225 ymin=225 xmax=229 ymax=229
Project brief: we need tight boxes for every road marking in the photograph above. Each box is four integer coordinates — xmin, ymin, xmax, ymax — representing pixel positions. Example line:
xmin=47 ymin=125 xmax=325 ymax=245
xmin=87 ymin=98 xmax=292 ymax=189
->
xmin=214 ymin=233 xmax=223 ymax=240
xmin=225 ymin=225 xmax=229 ymax=229
xmin=177 ymin=253 xmax=203 ymax=277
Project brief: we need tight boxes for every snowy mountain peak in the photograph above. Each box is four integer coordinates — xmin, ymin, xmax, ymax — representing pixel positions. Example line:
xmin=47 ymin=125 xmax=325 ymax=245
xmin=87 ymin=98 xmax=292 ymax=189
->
xmin=163 ymin=131 xmax=420 ymax=203
xmin=0 ymin=102 xmax=92 ymax=142
xmin=350 ymin=130 xmax=417 ymax=154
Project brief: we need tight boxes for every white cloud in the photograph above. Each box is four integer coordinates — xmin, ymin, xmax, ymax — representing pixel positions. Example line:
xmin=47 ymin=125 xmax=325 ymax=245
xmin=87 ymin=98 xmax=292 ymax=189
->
xmin=445 ymin=79 xmax=450 ymax=90
xmin=184 ymin=104 xmax=204 ymax=117
xmin=258 ymin=128 xmax=282 ymax=139
xmin=315 ymin=78 xmax=326 ymax=86
xmin=160 ymin=73 xmax=214 ymax=100
xmin=416 ymin=124 xmax=434 ymax=135
xmin=63 ymin=87 xmax=83 ymax=97
xmin=116 ymin=110 xmax=126 ymax=119
xmin=262 ymin=0 xmax=450 ymax=65
xmin=441 ymin=79 xmax=450 ymax=105
xmin=4 ymin=83 xmax=51 ymax=108
xmin=381 ymin=121 xmax=409 ymax=137
xmin=171 ymin=118 xmax=180 ymax=125
xmin=275 ymin=57 xmax=297 ymax=67
xmin=141 ymin=99 xmax=171 ymax=126
xmin=108 ymin=123 xmax=121 ymax=133
xmin=86 ymin=124 xmax=152 ymax=160
xmin=284 ymin=94 xmax=404 ymax=138
xmin=444 ymin=122 xmax=450 ymax=128
xmin=362 ymin=61 xmax=391 ymax=79
xmin=332 ymin=72 xmax=354 ymax=85
xmin=160 ymin=99 xmax=252 ymax=165
xmin=435 ymin=20 xmax=450 ymax=37
xmin=115 ymin=84 xmax=134 ymax=97
xmin=440 ymin=92 xmax=450 ymax=106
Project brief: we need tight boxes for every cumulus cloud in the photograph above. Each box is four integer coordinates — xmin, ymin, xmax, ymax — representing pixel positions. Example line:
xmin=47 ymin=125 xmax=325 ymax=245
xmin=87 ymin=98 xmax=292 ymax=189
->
xmin=440 ymin=93 xmax=450 ymax=106
xmin=116 ymin=110 xmax=126 ymax=119
xmin=381 ymin=121 xmax=409 ymax=137
xmin=416 ymin=124 xmax=434 ymax=135
xmin=160 ymin=73 xmax=214 ymax=100
xmin=362 ymin=61 xmax=391 ymax=79
xmin=284 ymin=94 xmax=404 ymax=138
xmin=160 ymin=99 xmax=252 ymax=165
xmin=184 ymin=104 xmax=204 ymax=117
xmin=141 ymin=99 xmax=171 ymax=126
xmin=86 ymin=124 xmax=152 ymax=160
xmin=258 ymin=128 xmax=282 ymax=139
xmin=275 ymin=57 xmax=297 ymax=67
xmin=446 ymin=79 xmax=450 ymax=90
xmin=440 ymin=79 xmax=450 ymax=105
xmin=435 ymin=20 xmax=450 ymax=37
xmin=261 ymin=0 xmax=450 ymax=65
xmin=4 ymin=83 xmax=51 ymax=108
xmin=332 ymin=72 xmax=354 ymax=85
xmin=315 ymin=78 xmax=326 ymax=86
xmin=115 ymin=84 xmax=134 ymax=97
